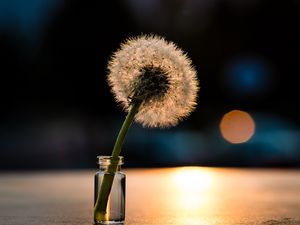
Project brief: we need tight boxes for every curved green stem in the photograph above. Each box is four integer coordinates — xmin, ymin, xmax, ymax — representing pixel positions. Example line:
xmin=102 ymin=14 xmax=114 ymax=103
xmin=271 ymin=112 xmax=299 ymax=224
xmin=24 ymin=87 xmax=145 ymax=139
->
xmin=94 ymin=102 xmax=141 ymax=222
xmin=111 ymin=102 xmax=141 ymax=158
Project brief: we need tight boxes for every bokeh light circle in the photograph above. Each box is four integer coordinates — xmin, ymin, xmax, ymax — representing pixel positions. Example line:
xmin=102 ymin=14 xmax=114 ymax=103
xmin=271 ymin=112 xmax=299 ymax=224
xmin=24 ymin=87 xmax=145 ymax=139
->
xmin=220 ymin=110 xmax=255 ymax=144
xmin=224 ymin=56 xmax=272 ymax=97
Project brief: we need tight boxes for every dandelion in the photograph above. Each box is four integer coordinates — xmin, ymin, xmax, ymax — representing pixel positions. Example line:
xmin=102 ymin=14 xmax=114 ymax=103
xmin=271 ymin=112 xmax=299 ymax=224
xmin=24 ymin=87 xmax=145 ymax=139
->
xmin=94 ymin=35 xmax=199 ymax=223
xmin=108 ymin=35 xmax=199 ymax=127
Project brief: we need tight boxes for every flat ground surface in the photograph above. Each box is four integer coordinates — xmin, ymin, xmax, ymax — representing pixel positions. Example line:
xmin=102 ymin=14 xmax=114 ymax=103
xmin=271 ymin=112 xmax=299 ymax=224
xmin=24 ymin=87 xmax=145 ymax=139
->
xmin=0 ymin=168 xmax=300 ymax=225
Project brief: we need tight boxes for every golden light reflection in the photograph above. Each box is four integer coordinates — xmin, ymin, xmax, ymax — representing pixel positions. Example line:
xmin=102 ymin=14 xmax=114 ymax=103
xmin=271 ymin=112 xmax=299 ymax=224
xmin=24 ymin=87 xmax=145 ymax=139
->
xmin=220 ymin=109 xmax=255 ymax=144
xmin=126 ymin=168 xmax=300 ymax=224
xmin=171 ymin=167 xmax=214 ymax=210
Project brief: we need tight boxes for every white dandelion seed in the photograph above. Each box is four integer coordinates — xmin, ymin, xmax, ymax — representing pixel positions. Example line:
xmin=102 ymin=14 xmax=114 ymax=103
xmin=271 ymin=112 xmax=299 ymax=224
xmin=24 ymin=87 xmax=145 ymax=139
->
xmin=107 ymin=35 xmax=199 ymax=128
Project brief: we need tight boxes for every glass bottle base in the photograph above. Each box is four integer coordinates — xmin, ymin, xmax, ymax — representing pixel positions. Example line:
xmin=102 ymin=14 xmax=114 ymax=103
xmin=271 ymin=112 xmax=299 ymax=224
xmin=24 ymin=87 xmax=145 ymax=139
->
xmin=94 ymin=221 xmax=124 ymax=225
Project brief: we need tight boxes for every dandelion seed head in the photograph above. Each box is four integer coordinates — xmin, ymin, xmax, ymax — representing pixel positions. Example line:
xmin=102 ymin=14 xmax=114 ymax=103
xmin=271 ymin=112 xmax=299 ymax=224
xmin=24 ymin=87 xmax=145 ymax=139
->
xmin=107 ymin=35 xmax=199 ymax=128
xmin=130 ymin=66 xmax=170 ymax=103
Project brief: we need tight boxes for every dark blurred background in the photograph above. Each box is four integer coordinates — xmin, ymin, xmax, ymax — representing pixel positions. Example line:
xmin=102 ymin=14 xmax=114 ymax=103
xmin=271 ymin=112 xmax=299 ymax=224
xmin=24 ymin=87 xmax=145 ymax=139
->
xmin=1 ymin=0 xmax=300 ymax=170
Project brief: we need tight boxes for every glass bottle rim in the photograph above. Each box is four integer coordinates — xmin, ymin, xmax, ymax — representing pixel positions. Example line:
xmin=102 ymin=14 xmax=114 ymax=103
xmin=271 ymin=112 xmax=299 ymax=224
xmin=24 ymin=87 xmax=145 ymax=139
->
xmin=97 ymin=156 xmax=124 ymax=166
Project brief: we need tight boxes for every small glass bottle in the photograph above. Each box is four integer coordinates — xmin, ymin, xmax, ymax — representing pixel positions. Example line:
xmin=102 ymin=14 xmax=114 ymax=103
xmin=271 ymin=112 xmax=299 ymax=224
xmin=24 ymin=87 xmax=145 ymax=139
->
xmin=94 ymin=156 xmax=125 ymax=225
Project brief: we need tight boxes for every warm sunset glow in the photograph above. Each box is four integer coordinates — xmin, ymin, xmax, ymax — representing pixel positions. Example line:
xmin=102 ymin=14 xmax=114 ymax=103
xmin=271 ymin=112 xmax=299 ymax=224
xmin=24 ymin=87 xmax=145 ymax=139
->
xmin=220 ymin=110 xmax=255 ymax=144
xmin=173 ymin=167 xmax=213 ymax=191
xmin=171 ymin=167 xmax=214 ymax=209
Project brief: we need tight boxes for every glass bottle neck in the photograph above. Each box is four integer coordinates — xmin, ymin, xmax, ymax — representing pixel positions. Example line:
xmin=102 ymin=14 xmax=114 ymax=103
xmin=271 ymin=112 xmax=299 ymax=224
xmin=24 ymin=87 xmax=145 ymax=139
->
xmin=99 ymin=164 xmax=122 ymax=172
xmin=97 ymin=156 xmax=124 ymax=172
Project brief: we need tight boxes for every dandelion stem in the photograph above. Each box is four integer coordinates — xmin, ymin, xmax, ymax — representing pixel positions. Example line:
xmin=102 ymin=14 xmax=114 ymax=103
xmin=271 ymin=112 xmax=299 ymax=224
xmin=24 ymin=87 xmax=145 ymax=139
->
xmin=94 ymin=101 xmax=141 ymax=222
xmin=111 ymin=102 xmax=141 ymax=158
